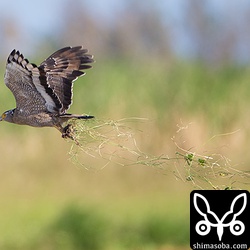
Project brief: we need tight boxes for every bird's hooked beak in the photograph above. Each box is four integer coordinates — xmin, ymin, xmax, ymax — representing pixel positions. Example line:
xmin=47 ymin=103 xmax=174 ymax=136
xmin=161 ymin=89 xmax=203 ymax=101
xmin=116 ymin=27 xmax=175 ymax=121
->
xmin=0 ymin=113 xmax=6 ymax=121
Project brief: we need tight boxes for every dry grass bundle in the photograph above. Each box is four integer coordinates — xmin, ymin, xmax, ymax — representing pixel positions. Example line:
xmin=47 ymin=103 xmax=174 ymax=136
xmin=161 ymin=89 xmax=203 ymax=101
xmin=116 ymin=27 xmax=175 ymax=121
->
xmin=171 ymin=123 xmax=250 ymax=190
xmin=65 ymin=117 xmax=148 ymax=169
xmin=64 ymin=118 xmax=250 ymax=190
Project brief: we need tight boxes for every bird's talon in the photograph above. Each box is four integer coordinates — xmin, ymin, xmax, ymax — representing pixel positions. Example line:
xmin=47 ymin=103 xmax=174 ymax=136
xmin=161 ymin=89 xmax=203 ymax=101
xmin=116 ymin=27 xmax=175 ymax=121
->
xmin=62 ymin=124 xmax=74 ymax=139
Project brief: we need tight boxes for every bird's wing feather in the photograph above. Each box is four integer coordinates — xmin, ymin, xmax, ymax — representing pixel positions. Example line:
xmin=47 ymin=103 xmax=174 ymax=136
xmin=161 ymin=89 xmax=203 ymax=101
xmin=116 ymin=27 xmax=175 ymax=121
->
xmin=38 ymin=46 xmax=94 ymax=113
xmin=4 ymin=50 xmax=58 ymax=114
xmin=4 ymin=47 xmax=93 ymax=115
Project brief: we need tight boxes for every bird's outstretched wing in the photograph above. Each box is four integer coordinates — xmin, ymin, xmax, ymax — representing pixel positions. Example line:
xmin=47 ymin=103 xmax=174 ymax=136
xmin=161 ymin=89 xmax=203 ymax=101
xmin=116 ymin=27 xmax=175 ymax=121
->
xmin=4 ymin=50 xmax=50 ymax=114
xmin=4 ymin=46 xmax=94 ymax=115
xmin=38 ymin=46 xmax=94 ymax=113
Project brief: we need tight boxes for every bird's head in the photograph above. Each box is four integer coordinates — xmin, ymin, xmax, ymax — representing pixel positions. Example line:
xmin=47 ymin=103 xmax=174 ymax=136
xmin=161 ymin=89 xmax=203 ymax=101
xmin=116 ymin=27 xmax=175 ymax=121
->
xmin=0 ymin=109 xmax=15 ymax=123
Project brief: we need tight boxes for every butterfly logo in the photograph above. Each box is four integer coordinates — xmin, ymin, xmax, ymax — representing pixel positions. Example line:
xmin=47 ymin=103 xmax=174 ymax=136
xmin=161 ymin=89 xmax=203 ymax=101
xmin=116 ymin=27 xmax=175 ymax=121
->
xmin=193 ymin=193 xmax=247 ymax=241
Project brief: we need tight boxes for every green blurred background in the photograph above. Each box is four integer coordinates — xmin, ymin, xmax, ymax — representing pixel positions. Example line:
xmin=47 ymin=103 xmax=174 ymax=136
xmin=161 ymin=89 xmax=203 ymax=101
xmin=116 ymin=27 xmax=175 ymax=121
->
xmin=0 ymin=0 xmax=249 ymax=249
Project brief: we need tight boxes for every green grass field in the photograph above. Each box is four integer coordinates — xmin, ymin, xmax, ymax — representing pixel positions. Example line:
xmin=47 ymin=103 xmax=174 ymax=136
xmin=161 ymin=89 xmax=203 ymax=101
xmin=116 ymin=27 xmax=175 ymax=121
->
xmin=0 ymin=59 xmax=249 ymax=249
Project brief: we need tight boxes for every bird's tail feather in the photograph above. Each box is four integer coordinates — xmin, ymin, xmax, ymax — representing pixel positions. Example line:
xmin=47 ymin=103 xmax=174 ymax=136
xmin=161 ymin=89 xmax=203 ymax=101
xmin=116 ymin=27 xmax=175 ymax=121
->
xmin=59 ymin=114 xmax=94 ymax=120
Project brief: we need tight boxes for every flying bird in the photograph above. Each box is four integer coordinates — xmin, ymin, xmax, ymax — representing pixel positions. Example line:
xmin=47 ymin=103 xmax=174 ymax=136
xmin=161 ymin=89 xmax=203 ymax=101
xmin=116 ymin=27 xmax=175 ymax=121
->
xmin=0 ymin=46 xmax=94 ymax=138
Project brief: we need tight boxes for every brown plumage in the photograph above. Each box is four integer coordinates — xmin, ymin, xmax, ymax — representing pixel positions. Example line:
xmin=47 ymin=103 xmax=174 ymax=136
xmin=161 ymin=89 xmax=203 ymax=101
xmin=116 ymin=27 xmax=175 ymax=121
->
xmin=0 ymin=46 xmax=94 ymax=137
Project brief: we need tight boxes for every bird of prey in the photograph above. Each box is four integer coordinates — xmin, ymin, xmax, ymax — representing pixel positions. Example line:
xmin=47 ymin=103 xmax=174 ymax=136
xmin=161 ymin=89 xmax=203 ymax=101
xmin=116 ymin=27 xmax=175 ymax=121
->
xmin=0 ymin=46 xmax=94 ymax=138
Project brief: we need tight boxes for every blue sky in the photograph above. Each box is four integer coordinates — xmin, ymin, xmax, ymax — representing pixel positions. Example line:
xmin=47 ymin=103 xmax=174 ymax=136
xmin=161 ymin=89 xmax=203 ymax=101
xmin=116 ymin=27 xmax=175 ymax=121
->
xmin=0 ymin=0 xmax=129 ymax=56
xmin=0 ymin=0 xmax=128 ymax=36
xmin=2 ymin=0 xmax=246 ymax=31
xmin=1 ymin=0 xmax=250 ymax=62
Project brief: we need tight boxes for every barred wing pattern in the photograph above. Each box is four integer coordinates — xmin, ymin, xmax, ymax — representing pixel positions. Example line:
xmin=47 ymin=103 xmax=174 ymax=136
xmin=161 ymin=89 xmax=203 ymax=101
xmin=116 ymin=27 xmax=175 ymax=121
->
xmin=4 ymin=50 xmax=48 ymax=115
xmin=4 ymin=46 xmax=94 ymax=115
xmin=38 ymin=46 xmax=94 ymax=113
